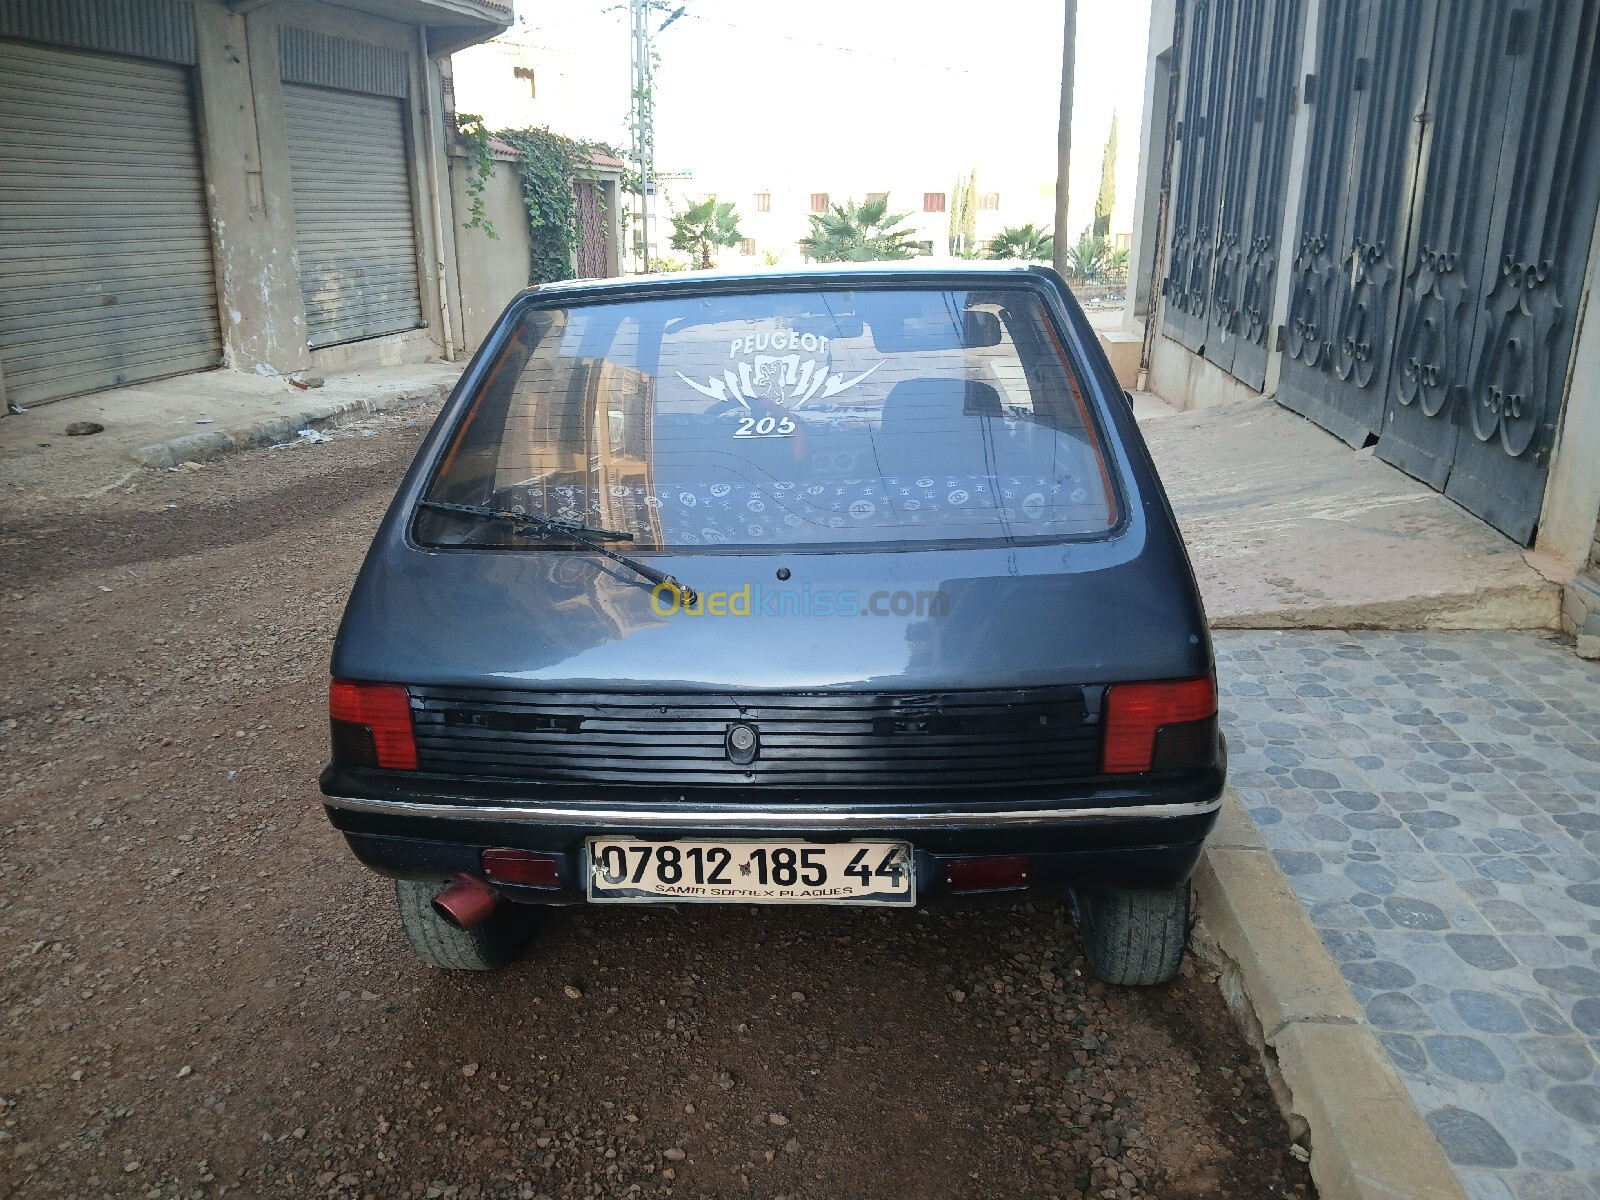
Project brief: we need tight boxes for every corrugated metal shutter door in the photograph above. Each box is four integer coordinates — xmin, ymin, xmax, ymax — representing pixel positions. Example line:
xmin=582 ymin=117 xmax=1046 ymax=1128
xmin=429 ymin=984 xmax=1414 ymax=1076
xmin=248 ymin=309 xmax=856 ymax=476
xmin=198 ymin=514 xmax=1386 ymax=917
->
xmin=0 ymin=39 xmax=221 ymax=405
xmin=282 ymin=83 xmax=423 ymax=349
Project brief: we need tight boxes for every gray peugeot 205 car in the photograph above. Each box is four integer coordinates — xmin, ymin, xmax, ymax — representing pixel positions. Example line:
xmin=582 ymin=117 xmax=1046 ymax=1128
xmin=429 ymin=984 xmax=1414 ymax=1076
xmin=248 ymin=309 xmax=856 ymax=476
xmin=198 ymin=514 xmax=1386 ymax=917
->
xmin=320 ymin=263 xmax=1222 ymax=985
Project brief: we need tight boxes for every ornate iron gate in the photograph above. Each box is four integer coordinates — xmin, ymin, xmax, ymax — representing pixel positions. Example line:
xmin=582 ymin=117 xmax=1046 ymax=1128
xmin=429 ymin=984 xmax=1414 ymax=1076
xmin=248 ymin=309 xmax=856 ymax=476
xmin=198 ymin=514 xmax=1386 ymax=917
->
xmin=1417 ymin=1 xmax=1600 ymax=542
xmin=1272 ymin=0 xmax=1600 ymax=544
xmin=574 ymin=178 xmax=608 ymax=279
xmin=1277 ymin=0 xmax=1438 ymax=447
xmin=1163 ymin=0 xmax=1306 ymax=389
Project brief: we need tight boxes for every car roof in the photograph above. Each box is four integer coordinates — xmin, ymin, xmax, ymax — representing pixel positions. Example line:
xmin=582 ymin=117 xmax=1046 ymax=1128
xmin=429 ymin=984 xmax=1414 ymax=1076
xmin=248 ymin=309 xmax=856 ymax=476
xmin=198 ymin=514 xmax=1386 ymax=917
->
xmin=522 ymin=260 xmax=1056 ymax=303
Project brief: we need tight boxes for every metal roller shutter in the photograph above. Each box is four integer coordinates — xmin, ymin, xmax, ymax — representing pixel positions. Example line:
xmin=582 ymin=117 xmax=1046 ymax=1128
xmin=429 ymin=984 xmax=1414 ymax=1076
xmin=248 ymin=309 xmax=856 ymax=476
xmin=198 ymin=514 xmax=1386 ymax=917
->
xmin=0 ymin=39 xmax=222 ymax=406
xmin=283 ymin=83 xmax=424 ymax=349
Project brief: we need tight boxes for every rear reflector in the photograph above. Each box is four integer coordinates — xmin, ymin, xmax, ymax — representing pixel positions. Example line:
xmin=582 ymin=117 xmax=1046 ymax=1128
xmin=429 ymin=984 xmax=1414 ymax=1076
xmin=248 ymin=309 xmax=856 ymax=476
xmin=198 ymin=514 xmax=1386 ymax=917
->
xmin=329 ymin=680 xmax=418 ymax=770
xmin=482 ymin=849 xmax=562 ymax=888
xmin=943 ymin=855 xmax=1030 ymax=893
xmin=1102 ymin=676 xmax=1217 ymax=773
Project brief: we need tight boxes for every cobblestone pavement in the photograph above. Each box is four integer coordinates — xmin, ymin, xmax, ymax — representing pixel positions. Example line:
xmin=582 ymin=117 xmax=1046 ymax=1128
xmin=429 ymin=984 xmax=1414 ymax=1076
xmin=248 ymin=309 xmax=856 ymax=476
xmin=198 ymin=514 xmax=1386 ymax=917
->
xmin=1216 ymin=630 xmax=1600 ymax=1200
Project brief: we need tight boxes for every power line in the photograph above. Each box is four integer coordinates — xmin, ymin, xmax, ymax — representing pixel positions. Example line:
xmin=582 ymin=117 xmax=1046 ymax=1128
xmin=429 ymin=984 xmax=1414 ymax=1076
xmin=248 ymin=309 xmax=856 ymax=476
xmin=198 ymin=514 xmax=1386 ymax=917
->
xmin=679 ymin=12 xmax=977 ymax=76
xmin=498 ymin=7 xmax=625 ymax=44
xmin=499 ymin=6 xmax=980 ymax=77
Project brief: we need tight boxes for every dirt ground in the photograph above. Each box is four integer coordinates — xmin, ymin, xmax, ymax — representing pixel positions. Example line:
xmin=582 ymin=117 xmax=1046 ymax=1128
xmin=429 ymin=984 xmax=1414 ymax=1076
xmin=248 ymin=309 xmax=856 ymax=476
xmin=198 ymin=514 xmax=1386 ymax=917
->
xmin=0 ymin=409 xmax=1313 ymax=1200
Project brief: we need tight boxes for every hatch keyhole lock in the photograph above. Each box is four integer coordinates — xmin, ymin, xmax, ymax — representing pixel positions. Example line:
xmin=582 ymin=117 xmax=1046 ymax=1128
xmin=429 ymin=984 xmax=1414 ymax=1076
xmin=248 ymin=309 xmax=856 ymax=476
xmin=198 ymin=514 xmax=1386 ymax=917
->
xmin=725 ymin=722 xmax=761 ymax=766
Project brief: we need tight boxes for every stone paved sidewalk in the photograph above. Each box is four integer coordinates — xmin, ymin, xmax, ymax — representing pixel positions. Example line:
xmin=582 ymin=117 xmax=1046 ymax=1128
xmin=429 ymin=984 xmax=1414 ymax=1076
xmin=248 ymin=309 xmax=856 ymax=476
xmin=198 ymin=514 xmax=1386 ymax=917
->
xmin=1215 ymin=630 xmax=1600 ymax=1200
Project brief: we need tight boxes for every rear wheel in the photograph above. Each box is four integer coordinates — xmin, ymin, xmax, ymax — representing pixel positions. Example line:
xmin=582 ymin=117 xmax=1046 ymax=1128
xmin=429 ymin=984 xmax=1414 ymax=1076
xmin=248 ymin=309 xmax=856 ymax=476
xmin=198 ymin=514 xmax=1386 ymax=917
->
xmin=394 ymin=879 xmax=539 ymax=971
xmin=1074 ymin=885 xmax=1190 ymax=986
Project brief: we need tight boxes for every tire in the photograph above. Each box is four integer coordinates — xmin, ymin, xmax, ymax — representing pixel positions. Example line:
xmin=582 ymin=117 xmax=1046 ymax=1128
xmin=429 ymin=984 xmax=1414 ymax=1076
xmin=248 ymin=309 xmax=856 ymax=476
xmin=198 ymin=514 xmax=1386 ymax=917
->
xmin=393 ymin=879 xmax=539 ymax=971
xmin=1074 ymin=885 xmax=1190 ymax=986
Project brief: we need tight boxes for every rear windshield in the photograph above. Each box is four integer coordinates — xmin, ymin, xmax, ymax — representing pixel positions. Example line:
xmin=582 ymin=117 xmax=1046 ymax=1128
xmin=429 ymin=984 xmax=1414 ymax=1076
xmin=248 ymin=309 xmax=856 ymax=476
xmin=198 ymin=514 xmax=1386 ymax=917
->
xmin=418 ymin=286 xmax=1118 ymax=551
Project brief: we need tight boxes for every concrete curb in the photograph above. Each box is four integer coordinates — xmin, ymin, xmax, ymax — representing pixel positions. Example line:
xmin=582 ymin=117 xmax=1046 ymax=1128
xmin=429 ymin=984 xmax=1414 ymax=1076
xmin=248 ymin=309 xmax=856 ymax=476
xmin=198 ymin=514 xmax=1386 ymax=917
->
xmin=129 ymin=381 xmax=453 ymax=470
xmin=1193 ymin=790 xmax=1468 ymax=1200
xmin=1210 ymin=584 xmax=1561 ymax=633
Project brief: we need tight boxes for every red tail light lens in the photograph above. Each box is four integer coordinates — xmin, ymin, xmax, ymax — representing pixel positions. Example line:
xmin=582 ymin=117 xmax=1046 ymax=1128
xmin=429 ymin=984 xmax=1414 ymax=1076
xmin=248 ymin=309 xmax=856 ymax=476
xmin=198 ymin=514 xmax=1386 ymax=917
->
xmin=482 ymin=849 xmax=562 ymax=888
xmin=1102 ymin=676 xmax=1218 ymax=774
xmin=329 ymin=680 xmax=417 ymax=770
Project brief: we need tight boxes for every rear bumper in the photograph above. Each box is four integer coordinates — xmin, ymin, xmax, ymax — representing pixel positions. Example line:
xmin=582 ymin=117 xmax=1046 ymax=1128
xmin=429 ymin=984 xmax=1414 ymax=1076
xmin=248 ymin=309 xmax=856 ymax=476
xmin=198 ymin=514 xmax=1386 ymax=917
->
xmin=320 ymin=763 xmax=1224 ymax=902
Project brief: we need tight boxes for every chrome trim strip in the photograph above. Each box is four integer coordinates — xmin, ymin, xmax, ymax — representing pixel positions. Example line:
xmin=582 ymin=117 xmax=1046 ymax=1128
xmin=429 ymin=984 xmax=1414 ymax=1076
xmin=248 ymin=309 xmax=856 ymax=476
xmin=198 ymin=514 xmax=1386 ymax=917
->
xmin=323 ymin=795 xmax=1221 ymax=829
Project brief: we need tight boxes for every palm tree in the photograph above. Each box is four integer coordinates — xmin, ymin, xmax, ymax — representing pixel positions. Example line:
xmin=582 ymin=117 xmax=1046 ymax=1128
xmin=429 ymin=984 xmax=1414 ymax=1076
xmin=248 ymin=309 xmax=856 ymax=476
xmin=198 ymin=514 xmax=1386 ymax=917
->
xmin=798 ymin=195 xmax=919 ymax=262
xmin=984 ymin=224 xmax=1054 ymax=262
xmin=669 ymin=197 xmax=742 ymax=269
xmin=1065 ymin=231 xmax=1112 ymax=282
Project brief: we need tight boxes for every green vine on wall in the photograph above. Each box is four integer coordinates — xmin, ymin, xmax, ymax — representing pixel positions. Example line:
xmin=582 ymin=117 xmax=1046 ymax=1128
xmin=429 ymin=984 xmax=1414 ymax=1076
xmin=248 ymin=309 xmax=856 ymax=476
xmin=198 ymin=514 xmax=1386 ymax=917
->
xmin=496 ymin=127 xmax=583 ymax=285
xmin=496 ymin=128 xmax=634 ymax=286
xmin=454 ymin=113 xmax=499 ymax=241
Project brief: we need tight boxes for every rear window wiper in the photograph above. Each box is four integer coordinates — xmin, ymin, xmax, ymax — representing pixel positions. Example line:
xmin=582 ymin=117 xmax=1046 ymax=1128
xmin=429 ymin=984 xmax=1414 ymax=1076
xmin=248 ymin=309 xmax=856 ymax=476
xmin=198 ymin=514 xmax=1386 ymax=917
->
xmin=417 ymin=500 xmax=698 ymax=606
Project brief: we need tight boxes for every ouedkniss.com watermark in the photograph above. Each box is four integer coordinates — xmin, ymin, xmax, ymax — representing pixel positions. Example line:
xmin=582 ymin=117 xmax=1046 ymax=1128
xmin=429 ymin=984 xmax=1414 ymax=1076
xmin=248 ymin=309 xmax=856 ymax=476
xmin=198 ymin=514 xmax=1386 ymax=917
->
xmin=652 ymin=584 xmax=949 ymax=618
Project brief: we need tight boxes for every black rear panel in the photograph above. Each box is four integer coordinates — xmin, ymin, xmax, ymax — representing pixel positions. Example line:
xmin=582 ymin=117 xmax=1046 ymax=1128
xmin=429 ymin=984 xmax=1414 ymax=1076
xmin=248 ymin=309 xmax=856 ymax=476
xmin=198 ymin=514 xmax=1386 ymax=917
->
xmin=410 ymin=686 xmax=1104 ymax=789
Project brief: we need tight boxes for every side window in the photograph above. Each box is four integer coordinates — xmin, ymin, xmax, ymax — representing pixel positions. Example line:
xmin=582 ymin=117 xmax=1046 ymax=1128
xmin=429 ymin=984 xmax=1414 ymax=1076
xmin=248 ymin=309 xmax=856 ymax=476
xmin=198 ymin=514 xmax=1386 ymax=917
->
xmin=967 ymin=303 xmax=1032 ymax=413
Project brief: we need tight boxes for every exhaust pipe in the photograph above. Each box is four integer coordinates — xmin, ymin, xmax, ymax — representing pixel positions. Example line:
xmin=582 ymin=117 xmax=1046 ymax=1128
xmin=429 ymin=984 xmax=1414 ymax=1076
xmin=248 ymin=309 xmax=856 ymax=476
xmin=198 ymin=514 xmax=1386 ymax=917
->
xmin=431 ymin=874 xmax=500 ymax=930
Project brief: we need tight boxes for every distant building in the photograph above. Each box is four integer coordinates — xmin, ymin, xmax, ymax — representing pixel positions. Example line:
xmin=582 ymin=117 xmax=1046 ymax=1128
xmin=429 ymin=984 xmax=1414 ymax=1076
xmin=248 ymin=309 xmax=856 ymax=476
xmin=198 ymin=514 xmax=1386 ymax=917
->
xmin=667 ymin=176 xmax=1060 ymax=268
xmin=449 ymin=18 xmax=1097 ymax=274
xmin=451 ymin=28 xmax=625 ymax=148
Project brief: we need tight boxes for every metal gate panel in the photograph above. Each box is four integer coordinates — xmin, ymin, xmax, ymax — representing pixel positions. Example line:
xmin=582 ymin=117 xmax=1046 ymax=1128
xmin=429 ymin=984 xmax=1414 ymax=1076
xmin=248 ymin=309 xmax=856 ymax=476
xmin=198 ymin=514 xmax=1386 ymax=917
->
xmin=0 ymin=39 xmax=221 ymax=405
xmin=1276 ymin=0 xmax=1372 ymax=443
xmin=1278 ymin=0 xmax=1436 ymax=447
xmin=0 ymin=0 xmax=196 ymax=66
xmin=1330 ymin=0 xmax=1436 ymax=419
xmin=1178 ymin=0 xmax=1600 ymax=543
xmin=1198 ymin=0 xmax=1261 ymax=380
xmin=1443 ymin=0 xmax=1600 ymax=542
xmin=1376 ymin=0 xmax=1523 ymax=489
xmin=278 ymin=25 xmax=408 ymax=99
xmin=1161 ymin=0 xmax=1233 ymax=354
xmin=574 ymin=179 xmax=606 ymax=279
xmin=1201 ymin=0 xmax=1305 ymax=389
xmin=283 ymin=83 xmax=423 ymax=349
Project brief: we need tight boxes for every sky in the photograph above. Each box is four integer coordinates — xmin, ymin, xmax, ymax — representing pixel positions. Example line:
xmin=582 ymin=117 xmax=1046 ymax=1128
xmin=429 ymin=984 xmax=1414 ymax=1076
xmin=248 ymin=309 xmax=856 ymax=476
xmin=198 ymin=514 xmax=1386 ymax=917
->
xmin=499 ymin=0 xmax=1153 ymax=239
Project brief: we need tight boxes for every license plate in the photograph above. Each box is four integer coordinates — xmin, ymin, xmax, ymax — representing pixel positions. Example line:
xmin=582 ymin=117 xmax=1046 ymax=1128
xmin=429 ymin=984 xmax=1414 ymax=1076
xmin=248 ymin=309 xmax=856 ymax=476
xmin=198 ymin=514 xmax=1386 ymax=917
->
xmin=586 ymin=838 xmax=915 ymax=906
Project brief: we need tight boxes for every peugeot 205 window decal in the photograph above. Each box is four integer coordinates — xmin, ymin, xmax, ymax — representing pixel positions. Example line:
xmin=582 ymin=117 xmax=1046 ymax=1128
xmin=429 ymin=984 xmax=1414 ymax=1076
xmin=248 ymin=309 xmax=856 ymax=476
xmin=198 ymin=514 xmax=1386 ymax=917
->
xmin=675 ymin=325 xmax=884 ymax=421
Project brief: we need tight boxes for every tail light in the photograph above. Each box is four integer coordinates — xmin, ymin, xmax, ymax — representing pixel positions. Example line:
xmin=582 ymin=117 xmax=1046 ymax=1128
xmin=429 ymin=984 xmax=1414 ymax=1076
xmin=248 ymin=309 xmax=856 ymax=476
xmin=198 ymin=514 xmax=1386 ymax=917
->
xmin=1102 ymin=676 xmax=1218 ymax=774
xmin=329 ymin=680 xmax=418 ymax=770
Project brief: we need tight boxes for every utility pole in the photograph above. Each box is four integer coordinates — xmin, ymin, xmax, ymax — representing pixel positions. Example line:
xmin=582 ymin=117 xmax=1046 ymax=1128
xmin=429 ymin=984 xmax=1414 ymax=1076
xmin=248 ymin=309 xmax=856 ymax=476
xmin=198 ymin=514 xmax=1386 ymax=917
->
xmin=630 ymin=0 xmax=655 ymax=272
xmin=1053 ymin=0 xmax=1077 ymax=277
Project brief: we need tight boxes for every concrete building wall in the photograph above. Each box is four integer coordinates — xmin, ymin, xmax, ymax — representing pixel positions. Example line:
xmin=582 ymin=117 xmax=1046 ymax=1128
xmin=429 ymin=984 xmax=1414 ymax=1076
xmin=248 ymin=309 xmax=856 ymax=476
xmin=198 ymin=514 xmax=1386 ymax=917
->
xmin=1552 ymin=210 xmax=1600 ymax=658
xmin=448 ymin=152 xmax=624 ymax=353
xmin=190 ymin=3 xmax=305 ymax=374
xmin=449 ymin=154 xmax=531 ymax=351
xmin=1123 ymin=0 xmax=1176 ymax=334
xmin=1540 ymin=208 xmax=1600 ymax=574
xmin=1146 ymin=328 xmax=1266 ymax=412
xmin=0 ymin=0 xmax=509 ymax=413
xmin=234 ymin=0 xmax=466 ymax=375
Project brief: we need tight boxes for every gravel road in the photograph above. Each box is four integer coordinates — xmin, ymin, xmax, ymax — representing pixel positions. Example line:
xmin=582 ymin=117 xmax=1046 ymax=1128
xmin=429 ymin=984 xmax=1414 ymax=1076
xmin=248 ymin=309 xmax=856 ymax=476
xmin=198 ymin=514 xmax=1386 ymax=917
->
xmin=0 ymin=408 xmax=1313 ymax=1200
